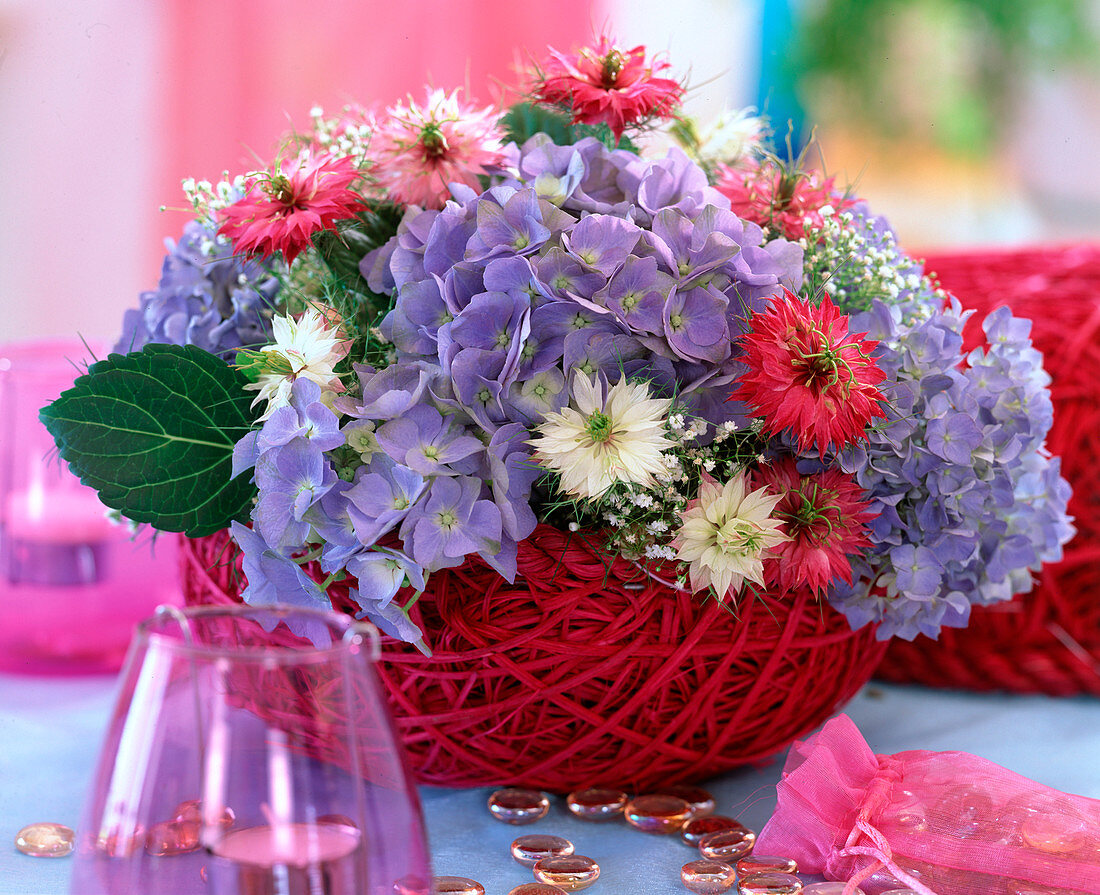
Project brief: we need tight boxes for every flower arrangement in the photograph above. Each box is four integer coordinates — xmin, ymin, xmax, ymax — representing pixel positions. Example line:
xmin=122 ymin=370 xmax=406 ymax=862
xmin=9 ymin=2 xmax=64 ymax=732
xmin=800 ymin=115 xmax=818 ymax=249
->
xmin=42 ymin=35 xmax=1072 ymax=654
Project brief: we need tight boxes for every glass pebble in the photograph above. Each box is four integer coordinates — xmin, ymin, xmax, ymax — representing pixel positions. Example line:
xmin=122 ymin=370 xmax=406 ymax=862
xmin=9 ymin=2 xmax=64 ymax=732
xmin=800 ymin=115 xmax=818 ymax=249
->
xmin=172 ymin=798 xmax=236 ymax=829
xmin=511 ymin=834 xmax=574 ymax=867
xmin=934 ymin=784 xmax=993 ymax=838
xmin=738 ymin=871 xmax=804 ymax=895
xmin=862 ymin=867 xmax=923 ymax=890
xmin=532 ymin=854 xmax=600 ymax=891
xmin=509 ymin=886 xmax=565 ymax=895
xmin=624 ymin=794 xmax=693 ymax=833
xmin=95 ymin=826 xmax=146 ymax=858
xmin=14 ymin=823 xmax=75 ymax=858
xmin=680 ymin=858 xmax=736 ymax=894
xmin=1019 ymin=810 xmax=1089 ymax=853
xmin=144 ymin=820 xmax=200 ymax=856
xmin=697 ymin=826 xmax=756 ymax=861
xmin=681 ymin=815 xmax=744 ymax=846
xmin=488 ymin=788 xmax=550 ymax=825
xmin=737 ymin=855 xmax=798 ymax=875
xmin=393 ymin=875 xmax=431 ymax=895
xmin=656 ymin=785 xmax=716 ymax=818
xmin=803 ymin=885 xmax=865 ymax=895
xmin=431 ymin=877 xmax=484 ymax=895
xmin=565 ymin=787 xmax=629 ymax=821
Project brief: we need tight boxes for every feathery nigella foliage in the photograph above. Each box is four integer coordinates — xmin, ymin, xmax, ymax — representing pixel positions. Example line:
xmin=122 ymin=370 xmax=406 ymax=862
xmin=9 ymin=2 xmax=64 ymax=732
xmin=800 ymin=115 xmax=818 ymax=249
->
xmin=40 ymin=35 xmax=1072 ymax=648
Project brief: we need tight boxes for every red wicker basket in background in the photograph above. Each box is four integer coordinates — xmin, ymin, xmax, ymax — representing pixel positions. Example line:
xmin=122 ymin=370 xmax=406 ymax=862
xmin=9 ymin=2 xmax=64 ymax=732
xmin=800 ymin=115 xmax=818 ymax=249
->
xmin=182 ymin=525 xmax=887 ymax=792
xmin=878 ymin=244 xmax=1100 ymax=695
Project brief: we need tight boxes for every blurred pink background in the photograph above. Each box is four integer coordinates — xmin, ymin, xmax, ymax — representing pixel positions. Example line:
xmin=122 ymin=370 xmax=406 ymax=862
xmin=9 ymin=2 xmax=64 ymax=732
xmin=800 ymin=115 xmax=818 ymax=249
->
xmin=2 ymin=0 xmax=1098 ymax=345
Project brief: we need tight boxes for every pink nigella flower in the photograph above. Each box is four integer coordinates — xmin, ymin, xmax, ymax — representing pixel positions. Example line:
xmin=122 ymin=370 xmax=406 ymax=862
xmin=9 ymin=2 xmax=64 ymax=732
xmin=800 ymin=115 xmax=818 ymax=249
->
xmin=754 ymin=458 xmax=875 ymax=595
xmin=730 ymin=289 xmax=887 ymax=456
xmin=532 ymin=35 xmax=684 ymax=139
xmin=219 ymin=151 xmax=366 ymax=263
xmin=369 ymin=88 xmax=506 ymax=209
xmin=714 ymin=158 xmax=856 ymax=241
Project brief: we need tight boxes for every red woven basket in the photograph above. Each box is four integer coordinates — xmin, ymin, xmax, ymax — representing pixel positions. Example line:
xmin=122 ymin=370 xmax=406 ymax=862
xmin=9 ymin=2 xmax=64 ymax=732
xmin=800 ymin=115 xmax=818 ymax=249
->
xmin=182 ymin=525 xmax=887 ymax=792
xmin=878 ymin=243 xmax=1100 ymax=695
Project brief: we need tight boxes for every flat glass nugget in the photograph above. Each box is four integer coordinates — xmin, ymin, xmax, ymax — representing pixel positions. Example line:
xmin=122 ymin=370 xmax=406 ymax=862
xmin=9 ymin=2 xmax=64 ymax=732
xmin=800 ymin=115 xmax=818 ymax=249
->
xmin=392 ymin=875 xmax=431 ymax=895
xmin=681 ymin=816 xmax=744 ymax=847
xmin=680 ymin=858 xmax=736 ymax=894
xmin=738 ymin=871 xmax=804 ymax=895
xmin=565 ymin=787 xmax=629 ymax=821
xmin=624 ymin=794 xmax=693 ymax=833
xmin=172 ymin=798 xmax=236 ymax=829
xmin=431 ymin=876 xmax=485 ymax=895
xmin=95 ymin=826 xmax=146 ymax=858
xmin=655 ymin=784 xmax=716 ymax=818
xmin=511 ymin=834 xmax=574 ymax=867
xmin=697 ymin=826 xmax=756 ymax=861
xmin=934 ymin=784 xmax=993 ymax=838
xmin=14 ymin=823 xmax=75 ymax=858
xmin=488 ymin=788 xmax=550 ymax=825
xmin=802 ymin=885 xmax=865 ymax=894
xmin=144 ymin=819 xmax=200 ymax=856
xmin=737 ymin=855 xmax=798 ymax=875
xmin=532 ymin=854 xmax=600 ymax=891
xmin=509 ymin=886 xmax=566 ymax=895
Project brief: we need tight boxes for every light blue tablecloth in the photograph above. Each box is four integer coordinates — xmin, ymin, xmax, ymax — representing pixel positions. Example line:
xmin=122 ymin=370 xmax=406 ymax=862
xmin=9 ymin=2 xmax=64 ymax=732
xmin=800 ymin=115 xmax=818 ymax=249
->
xmin=4 ymin=670 xmax=1100 ymax=894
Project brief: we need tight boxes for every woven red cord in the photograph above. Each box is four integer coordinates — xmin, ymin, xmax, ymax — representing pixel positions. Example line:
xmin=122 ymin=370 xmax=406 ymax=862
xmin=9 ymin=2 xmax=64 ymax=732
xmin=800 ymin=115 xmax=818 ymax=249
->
xmin=878 ymin=243 xmax=1100 ymax=695
xmin=181 ymin=526 xmax=886 ymax=790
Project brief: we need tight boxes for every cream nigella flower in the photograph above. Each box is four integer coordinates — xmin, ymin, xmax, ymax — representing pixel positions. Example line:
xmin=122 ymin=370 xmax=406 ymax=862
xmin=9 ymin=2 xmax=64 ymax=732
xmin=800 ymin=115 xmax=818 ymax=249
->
xmin=241 ymin=306 xmax=349 ymax=419
xmin=672 ymin=471 xmax=789 ymax=600
xmin=530 ymin=374 xmax=674 ymax=500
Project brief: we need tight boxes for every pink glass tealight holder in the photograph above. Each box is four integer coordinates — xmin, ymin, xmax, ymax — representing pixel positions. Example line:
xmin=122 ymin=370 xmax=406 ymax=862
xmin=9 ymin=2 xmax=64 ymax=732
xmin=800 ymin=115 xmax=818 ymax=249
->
xmin=67 ymin=603 xmax=431 ymax=895
xmin=0 ymin=339 xmax=180 ymax=674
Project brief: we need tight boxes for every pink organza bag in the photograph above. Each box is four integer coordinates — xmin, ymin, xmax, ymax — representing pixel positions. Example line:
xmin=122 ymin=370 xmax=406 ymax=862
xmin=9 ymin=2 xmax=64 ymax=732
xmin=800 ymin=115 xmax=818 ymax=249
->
xmin=756 ymin=714 xmax=1100 ymax=895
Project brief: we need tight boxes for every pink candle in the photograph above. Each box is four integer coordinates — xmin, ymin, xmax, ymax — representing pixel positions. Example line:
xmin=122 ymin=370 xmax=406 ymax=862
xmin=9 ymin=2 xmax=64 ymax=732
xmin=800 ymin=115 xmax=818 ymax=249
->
xmin=208 ymin=822 xmax=363 ymax=895
xmin=5 ymin=488 xmax=116 ymax=544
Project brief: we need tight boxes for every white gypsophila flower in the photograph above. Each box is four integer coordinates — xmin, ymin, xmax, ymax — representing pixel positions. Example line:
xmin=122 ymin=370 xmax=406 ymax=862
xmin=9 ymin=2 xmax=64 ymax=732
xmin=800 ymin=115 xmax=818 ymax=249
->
xmin=246 ymin=306 xmax=348 ymax=420
xmin=530 ymin=374 xmax=674 ymax=500
xmin=671 ymin=471 xmax=788 ymax=600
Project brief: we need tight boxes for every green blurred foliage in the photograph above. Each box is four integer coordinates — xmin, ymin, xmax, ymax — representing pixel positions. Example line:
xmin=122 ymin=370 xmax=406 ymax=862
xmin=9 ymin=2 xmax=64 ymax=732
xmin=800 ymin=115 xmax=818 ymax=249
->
xmin=790 ymin=0 xmax=1099 ymax=154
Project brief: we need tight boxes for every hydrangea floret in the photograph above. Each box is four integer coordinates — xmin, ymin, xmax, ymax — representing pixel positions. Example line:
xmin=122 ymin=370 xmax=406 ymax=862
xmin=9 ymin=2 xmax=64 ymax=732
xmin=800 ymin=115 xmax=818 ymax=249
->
xmin=45 ymin=35 xmax=1073 ymax=651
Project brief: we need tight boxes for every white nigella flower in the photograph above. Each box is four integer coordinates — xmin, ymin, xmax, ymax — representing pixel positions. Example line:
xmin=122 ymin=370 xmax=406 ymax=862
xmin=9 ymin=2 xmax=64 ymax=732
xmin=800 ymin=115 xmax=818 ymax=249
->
xmin=693 ymin=107 xmax=764 ymax=166
xmin=245 ymin=306 xmax=348 ymax=419
xmin=671 ymin=471 xmax=789 ymax=600
xmin=530 ymin=374 xmax=674 ymax=500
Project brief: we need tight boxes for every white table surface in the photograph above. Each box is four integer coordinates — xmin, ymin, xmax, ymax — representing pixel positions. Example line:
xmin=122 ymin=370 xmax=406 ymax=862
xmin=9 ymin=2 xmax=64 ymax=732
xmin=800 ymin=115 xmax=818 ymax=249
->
xmin=4 ymin=670 xmax=1100 ymax=895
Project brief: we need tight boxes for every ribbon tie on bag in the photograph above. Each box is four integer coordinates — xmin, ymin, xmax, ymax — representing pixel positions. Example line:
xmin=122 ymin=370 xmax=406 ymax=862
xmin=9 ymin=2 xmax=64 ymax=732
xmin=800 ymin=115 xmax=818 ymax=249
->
xmin=830 ymin=764 xmax=939 ymax=895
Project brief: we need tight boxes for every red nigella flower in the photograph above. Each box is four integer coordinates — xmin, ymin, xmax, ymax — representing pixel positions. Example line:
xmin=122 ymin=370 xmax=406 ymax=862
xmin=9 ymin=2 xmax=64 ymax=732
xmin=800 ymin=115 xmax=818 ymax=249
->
xmin=754 ymin=458 xmax=875 ymax=595
xmin=532 ymin=35 xmax=684 ymax=139
xmin=219 ymin=151 xmax=366 ymax=263
xmin=714 ymin=158 xmax=857 ymax=241
xmin=730 ymin=289 xmax=887 ymax=456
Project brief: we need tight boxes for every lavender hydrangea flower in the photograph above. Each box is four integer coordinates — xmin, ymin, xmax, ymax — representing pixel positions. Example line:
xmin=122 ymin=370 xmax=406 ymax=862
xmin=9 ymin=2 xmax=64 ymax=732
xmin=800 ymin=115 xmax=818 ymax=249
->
xmin=398 ymin=475 xmax=503 ymax=572
xmin=116 ymin=220 xmax=278 ymax=359
xmin=832 ymin=298 xmax=1074 ymax=640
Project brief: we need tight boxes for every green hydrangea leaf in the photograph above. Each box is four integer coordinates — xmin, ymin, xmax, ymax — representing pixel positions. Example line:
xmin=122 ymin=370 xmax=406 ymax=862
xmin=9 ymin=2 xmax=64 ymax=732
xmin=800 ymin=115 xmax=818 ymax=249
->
xmin=39 ymin=344 xmax=259 ymax=537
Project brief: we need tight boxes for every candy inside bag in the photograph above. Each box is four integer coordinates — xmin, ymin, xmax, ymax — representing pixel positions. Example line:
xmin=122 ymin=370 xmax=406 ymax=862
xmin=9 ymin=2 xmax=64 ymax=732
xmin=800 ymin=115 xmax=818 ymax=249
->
xmin=756 ymin=714 xmax=1100 ymax=895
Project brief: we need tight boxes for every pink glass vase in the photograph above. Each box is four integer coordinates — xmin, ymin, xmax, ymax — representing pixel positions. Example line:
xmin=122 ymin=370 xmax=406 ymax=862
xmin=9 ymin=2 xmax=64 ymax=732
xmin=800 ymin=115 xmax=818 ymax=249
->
xmin=70 ymin=603 xmax=431 ymax=895
xmin=0 ymin=339 xmax=180 ymax=674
